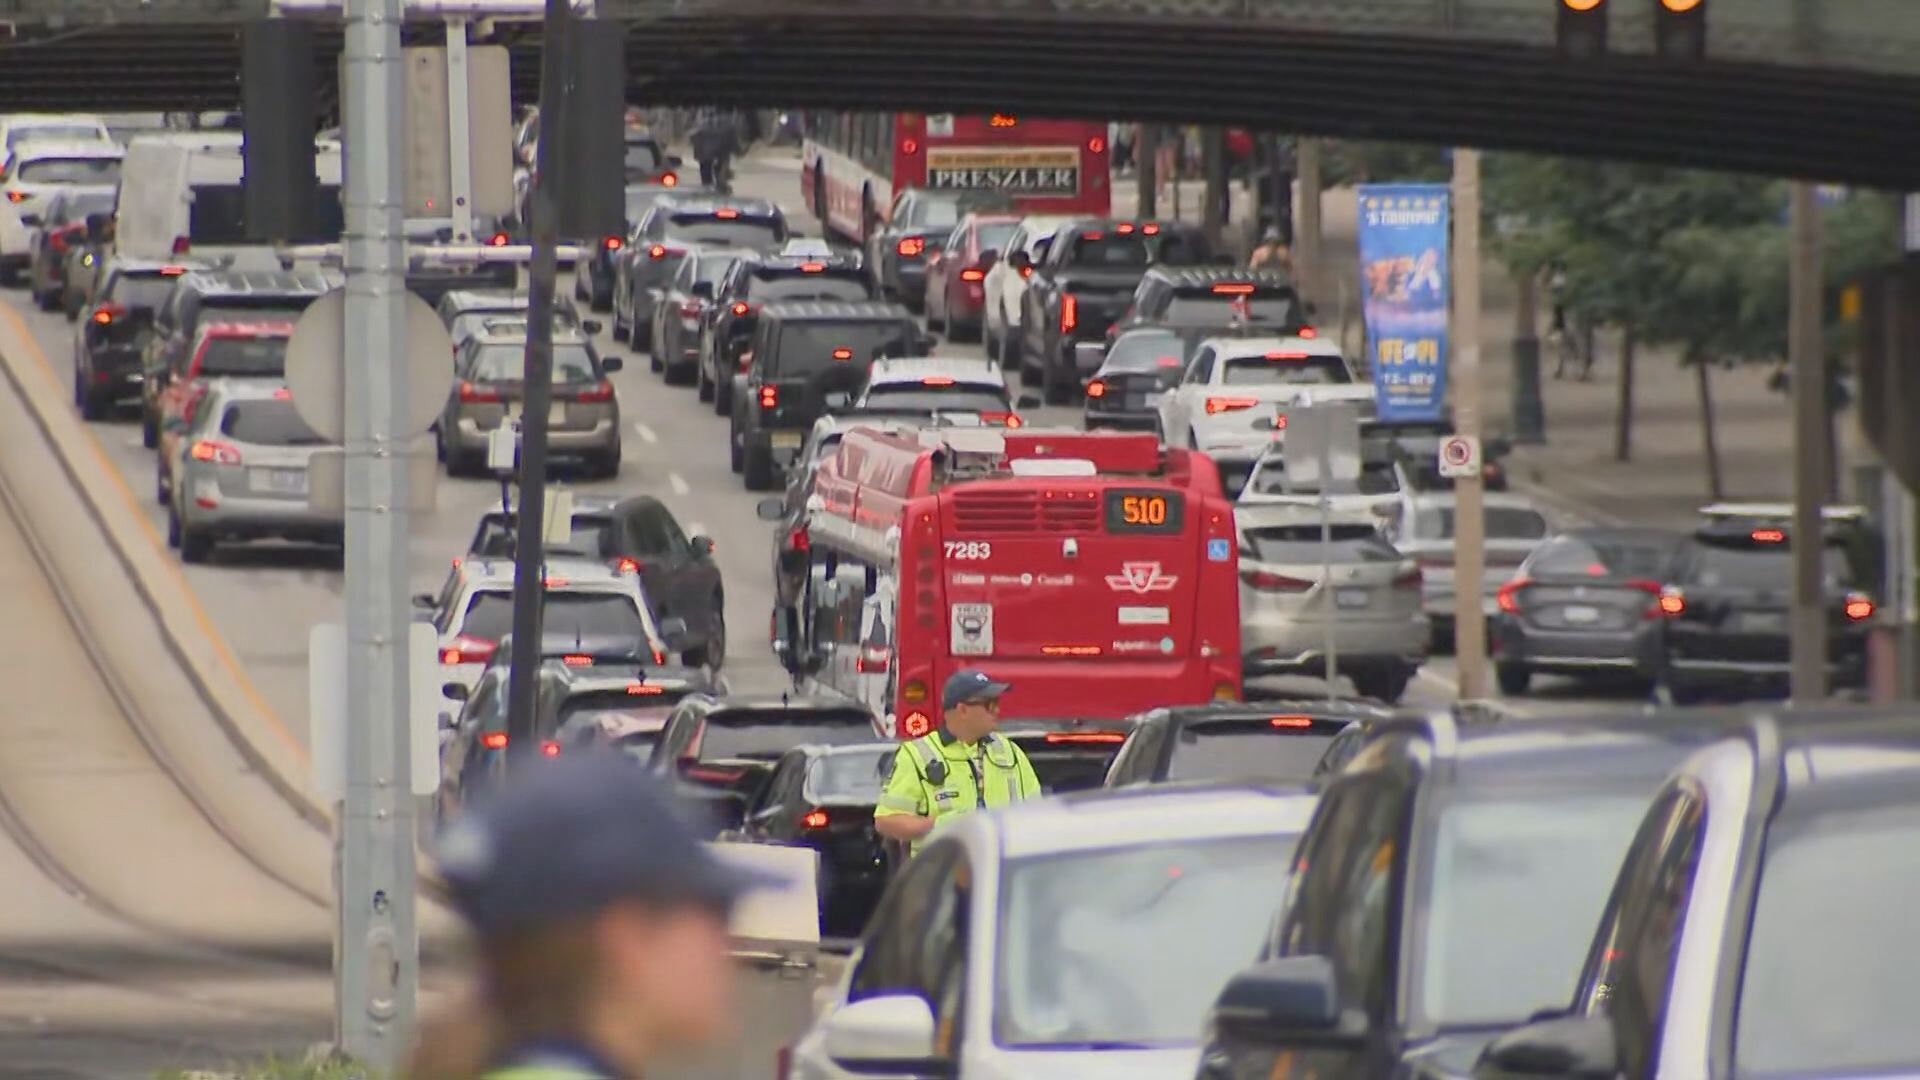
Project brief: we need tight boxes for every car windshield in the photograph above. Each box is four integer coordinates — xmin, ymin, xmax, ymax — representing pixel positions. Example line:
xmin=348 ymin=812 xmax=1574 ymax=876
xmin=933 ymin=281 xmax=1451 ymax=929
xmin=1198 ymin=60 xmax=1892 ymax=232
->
xmin=559 ymin=693 xmax=689 ymax=729
xmin=108 ymin=274 xmax=180 ymax=309
xmin=196 ymin=336 xmax=289 ymax=377
xmin=1417 ymin=791 xmax=1651 ymax=1028
xmin=16 ymin=157 xmax=119 ymax=184
xmin=1416 ymin=506 xmax=1550 ymax=541
xmin=220 ymin=399 xmax=325 ymax=446
xmin=1686 ymin=540 xmax=1852 ymax=590
xmin=1735 ymin=792 xmax=1920 ymax=1077
xmin=996 ymin=834 xmax=1298 ymax=1048
xmin=460 ymin=591 xmax=645 ymax=643
xmin=470 ymin=513 xmax=610 ymax=559
xmin=861 ymin=385 xmax=1009 ymax=413
xmin=803 ymin=747 xmax=894 ymax=804
xmin=1248 ymin=459 xmax=1400 ymax=497
xmin=665 ymin=212 xmax=785 ymax=248
xmin=623 ymin=141 xmax=664 ymax=175
xmin=1240 ymin=522 xmax=1399 ymax=565
xmin=696 ymin=711 xmax=874 ymax=760
xmin=1164 ymin=718 xmax=1344 ymax=783
xmin=1167 ymin=290 xmax=1297 ymax=324
xmin=1103 ymin=333 xmax=1186 ymax=373
xmin=1067 ymin=231 xmax=1150 ymax=267
xmin=471 ymin=343 xmax=598 ymax=383
xmin=1528 ymin=533 xmax=1678 ymax=579
xmin=772 ymin=323 xmax=917 ymax=376
xmin=1221 ymin=355 xmax=1350 ymax=386
xmin=746 ymin=270 xmax=873 ymax=303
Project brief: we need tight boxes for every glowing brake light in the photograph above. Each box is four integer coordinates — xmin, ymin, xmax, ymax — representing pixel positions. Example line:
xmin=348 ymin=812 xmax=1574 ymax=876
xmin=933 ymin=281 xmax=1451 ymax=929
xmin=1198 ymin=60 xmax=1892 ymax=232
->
xmin=457 ymin=380 xmax=500 ymax=403
xmin=1044 ymin=731 xmax=1124 ymax=744
xmin=614 ymin=556 xmax=641 ymax=575
xmin=1658 ymin=586 xmax=1687 ymax=617
xmin=802 ymin=809 xmax=831 ymax=829
xmin=189 ymin=439 xmax=242 ymax=465
xmin=160 ymin=265 xmax=188 ymax=276
xmin=1212 ymin=283 xmax=1256 ymax=295
xmin=1142 ymin=223 xmax=1160 ymax=235
xmin=1266 ymin=351 xmax=1310 ymax=360
xmin=1845 ymin=593 xmax=1875 ymax=621
xmin=1116 ymin=223 xmax=1135 ymax=234
xmin=648 ymin=244 xmax=668 ymax=259
xmin=627 ymin=683 xmax=665 ymax=695
xmin=1060 ymin=294 xmax=1077 ymax=332
xmin=920 ymin=376 xmax=954 ymax=386
xmin=959 ymin=267 xmax=986 ymax=282
xmin=799 ymin=262 xmax=826 ymax=272
xmin=897 ymin=237 xmax=925 ymax=257
xmin=487 ymin=232 xmax=509 ymax=247
xmin=731 ymin=301 xmax=751 ymax=316
xmin=480 ymin=732 xmax=509 ymax=750
xmin=758 ymin=385 xmax=778 ymax=409
xmin=1751 ymin=528 xmax=1785 ymax=543
xmin=542 ymin=576 xmax=569 ymax=587
xmin=575 ymin=380 xmax=615 ymax=403
xmin=1085 ymin=379 xmax=1107 ymax=398
xmin=1495 ymin=577 xmax=1530 ymax=614
xmin=603 ymin=235 xmax=623 ymax=251
xmin=1019 ymin=265 xmax=1033 ymax=279
xmin=787 ymin=524 xmax=810 ymax=552
xmin=659 ymin=172 xmax=677 ymax=187
xmin=561 ymin=654 xmax=593 ymax=666
xmin=441 ymin=634 xmax=497 ymax=664
xmin=1296 ymin=326 xmax=1318 ymax=339
xmin=1206 ymin=396 xmax=1258 ymax=415
xmin=831 ymin=347 xmax=853 ymax=361
xmin=978 ymin=411 xmax=1020 ymax=427
xmin=90 ymin=303 xmax=125 ymax=325
xmin=1270 ymin=715 xmax=1313 ymax=728
xmin=541 ymin=741 xmax=562 ymax=757
xmin=714 ymin=208 xmax=741 ymax=219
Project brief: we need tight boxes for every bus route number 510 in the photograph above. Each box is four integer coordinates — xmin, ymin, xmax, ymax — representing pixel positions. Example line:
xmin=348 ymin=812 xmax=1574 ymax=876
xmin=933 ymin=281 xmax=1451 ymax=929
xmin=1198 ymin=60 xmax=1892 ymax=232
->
xmin=945 ymin=541 xmax=993 ymax=560
xmin=1121 ymin=495 xmax=1167 ymax=526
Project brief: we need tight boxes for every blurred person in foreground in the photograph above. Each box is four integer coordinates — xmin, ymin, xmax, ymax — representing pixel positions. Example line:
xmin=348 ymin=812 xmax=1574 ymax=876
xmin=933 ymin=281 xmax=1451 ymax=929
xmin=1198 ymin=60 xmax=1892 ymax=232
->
xmin=408 ymin=751 xmax=780 ymax=1079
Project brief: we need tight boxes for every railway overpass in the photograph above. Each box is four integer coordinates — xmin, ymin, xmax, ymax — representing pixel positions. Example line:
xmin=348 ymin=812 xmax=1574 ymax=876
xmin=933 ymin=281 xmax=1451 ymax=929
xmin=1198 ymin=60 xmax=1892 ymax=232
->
xmin=0 ymin=0 xmax=1918 ymax=185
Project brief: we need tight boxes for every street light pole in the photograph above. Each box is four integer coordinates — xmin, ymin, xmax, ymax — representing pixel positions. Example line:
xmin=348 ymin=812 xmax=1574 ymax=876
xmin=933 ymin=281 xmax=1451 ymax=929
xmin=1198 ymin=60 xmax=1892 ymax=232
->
xmin=1450 ymin=147 xmax=1489 ymax=701
xmin=1788 ymin=181 xmax=1828 ymax=702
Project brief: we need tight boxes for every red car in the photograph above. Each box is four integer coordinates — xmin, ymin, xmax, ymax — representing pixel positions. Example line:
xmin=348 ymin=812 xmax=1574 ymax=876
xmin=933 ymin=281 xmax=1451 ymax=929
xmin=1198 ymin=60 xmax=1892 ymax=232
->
xmin=924 ymin=212 xmax=1020 ymax=343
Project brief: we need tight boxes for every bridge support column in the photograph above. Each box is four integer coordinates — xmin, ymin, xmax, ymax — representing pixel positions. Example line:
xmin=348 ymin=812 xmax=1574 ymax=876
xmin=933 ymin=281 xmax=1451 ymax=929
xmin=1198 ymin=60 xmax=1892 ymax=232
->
xmin=1136 ymin=123 xmax=1158 ymax=219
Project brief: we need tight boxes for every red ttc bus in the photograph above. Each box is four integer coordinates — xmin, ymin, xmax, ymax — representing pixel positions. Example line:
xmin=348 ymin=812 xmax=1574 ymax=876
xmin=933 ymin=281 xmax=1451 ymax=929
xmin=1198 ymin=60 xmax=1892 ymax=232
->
xmin=800 ymin=112 xmax=1113 ymax=245
xmin=781 ymin=425 xmax=1242 ymax=738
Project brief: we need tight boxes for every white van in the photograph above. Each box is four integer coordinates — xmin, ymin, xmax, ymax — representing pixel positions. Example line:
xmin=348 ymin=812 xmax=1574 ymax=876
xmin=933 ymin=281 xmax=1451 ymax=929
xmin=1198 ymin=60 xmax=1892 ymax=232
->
xmin=113 ymin=132 xmax=343 ymax=272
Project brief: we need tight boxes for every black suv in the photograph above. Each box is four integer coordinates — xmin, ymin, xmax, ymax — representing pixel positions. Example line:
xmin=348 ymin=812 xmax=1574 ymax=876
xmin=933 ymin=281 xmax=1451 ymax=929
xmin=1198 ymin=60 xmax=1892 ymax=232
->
xmin=1102 ymin=699 xmax=1392 ymax=788
xmin=138 ymin=268 xmax=337 ymax=448
xmin=727 ymin=300 xmax=925 ymax=490
xmin=698 ymin=251 xmax=877 ymax=413
xmin=1098 ymin=266 xmax=1303 ymax=363
xmin=72 ymin=258 xmax=198 ymax=420
xmin=1013 ymin=218 xmax=1216 ymax=404
xmin=649 ymin=692 xmax=878 ymax=834
xmin=1197 ymin=709 xmax=1739 ymax=1080
xmin=617 ymin=194 xmax=788 ymax=348
xmin=1656 ymin=507 xmax=1879 ymax=704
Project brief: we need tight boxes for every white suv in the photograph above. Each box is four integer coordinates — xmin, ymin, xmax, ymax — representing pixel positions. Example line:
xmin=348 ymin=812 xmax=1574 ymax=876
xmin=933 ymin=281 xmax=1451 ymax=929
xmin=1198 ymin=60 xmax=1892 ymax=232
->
xmin=0 ymin=139 xmax=121 ymax=283
xmin=982 ymin=214 xmax=1075 ymax=361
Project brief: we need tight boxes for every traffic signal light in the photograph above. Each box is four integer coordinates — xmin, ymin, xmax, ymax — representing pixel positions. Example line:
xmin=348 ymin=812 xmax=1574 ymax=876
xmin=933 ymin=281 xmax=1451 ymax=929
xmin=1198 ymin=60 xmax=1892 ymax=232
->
xmin=1653 ymin=0 xmax=1706 ymax=61
xmin=1557 ymin=0 xmax=1608 ymax=60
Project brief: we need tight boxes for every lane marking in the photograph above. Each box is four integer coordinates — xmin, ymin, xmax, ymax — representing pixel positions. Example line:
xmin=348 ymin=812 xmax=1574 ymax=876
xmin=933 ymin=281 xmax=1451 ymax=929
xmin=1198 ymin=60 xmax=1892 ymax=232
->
xmin=633 ymin=421 xmax=658 ymax=444
xmin=0 ymin=299 xmax=306 ymax=760
xmin=669 ymin=472 xmax=690 ymax=496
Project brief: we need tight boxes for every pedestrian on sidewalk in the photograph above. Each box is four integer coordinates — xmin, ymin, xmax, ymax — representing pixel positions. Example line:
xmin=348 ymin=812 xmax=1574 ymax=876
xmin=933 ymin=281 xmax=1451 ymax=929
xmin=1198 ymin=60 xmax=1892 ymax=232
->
xmin=406 ymin=752 xmax=780 ymax=1079
xmin=1248 ymin=226 xmax=1293 ymax=275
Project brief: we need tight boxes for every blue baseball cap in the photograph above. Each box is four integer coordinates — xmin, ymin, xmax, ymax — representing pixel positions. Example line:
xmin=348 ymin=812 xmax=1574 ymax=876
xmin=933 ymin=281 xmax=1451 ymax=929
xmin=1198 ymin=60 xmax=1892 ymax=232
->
xmin=942 ymin=668 xmax=1013 ymax=711
xmin=435 ymin=751 xmax=784 ymax=935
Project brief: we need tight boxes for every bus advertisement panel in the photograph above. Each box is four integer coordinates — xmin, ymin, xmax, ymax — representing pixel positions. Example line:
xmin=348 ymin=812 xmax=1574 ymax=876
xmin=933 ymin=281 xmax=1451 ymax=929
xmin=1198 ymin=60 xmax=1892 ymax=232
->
xmin=800 ymin=112 xmax=1112 ymax=245
xmin=782 ymin=426 xmax=1240 ymax=738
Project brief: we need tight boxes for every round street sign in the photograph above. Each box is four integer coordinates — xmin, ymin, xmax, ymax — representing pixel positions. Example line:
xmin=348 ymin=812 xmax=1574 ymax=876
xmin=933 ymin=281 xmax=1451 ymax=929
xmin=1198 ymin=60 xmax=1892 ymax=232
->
xmin=1438 ymin=434 xmax=1482 ymax=479
xmin=284 ymin=287 xmax=454 ymax=444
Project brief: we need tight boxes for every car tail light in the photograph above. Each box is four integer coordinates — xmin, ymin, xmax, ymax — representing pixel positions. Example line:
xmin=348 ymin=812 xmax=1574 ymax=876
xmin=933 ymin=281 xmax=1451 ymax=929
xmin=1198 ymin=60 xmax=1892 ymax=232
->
xmin=660 ymin=172 xmax=677 ymax=187
xmin=614 ymin=556 xmax=642 ymax=575
xmin=1116 ymin=223 xmax=1135 ymax=234
xmin=919 ymin=375 xmax=953 ymax=386
xmin=1085 ymin=379 xmax=1107 ymax=398
xmin=487 ymin=232 xmax=509 ymax=247
xmin=1658 ymin=586 xmax=1686 ymax=617
xmin=960 ymin=267 xmax=986 ymax=282
xmin=1297 ymin=326 xmax=1318 ymax=339
xmin=575 ymin=380 xmax=615 ymax=403
xmin=731 ymin=301 xmax=751 ymax=317
xmin=897 ymin=237 xmax=925 ymax=257
xmin=603 ymin=235 xmax=623 ymax=251
xmin=1142 ymin=223 xmax=1160 ymax=235
xmin=801 ymin=809 xmax=831 ymax=829
xmin=160 ymin=265 xmax=188 ymax=276
xmin=1495 ymin=577 xmax=1531 ymax=614
xmin=1045 ymin=731 xmax=1125 ymax=744
xmin=758 ymin=385 xmax=777 ymax=409
xmin=560 ymin=654 xmax=593 ymax=667
xmin=1206 ymin=397 xmax=1258 ymax=415
xmin=1241 ymin=570 xmax=1314 ymax=592
xmin=1846 ymin=592 xmax=1875 ymax=621
xmin=440 ymin=634 xmax=497 ymax=664
xmin=1019 ymin=265 xmax=1033 ymax=279
xmin=1394 ymin=564 xmax=1423 ymax=589
xmin=189 ymin=439 xmax=242 ymax=465
xmin=715 ymin=208 xmax=741 ymax=219
xmin=458 ymin=380 xmax=500 ymax=403
xmin=800 ymin=262 xmax=826 ymax=273
xmin=1060 ymin=294 xmax=1077 ymax=332
xmin=831 ymin=348 xmax=854 ymax=361
xmin=627 ymin=683 xmax=665 ymax=695
xmin=1266 ymin=351 xmax=1310 ymax=360
xmin=540 ymin=740 xmax=562 ymax=757
xmin=1212 ymin=283 xmax=1256 ymax=295
xmin=1752 ymin=528 xmax=1785 ymax=543
xmin=649 ymin=244 xmax=667 ymax=259
xmin=480 ymin=732 xmax=509 ymax=750
xmin=978 ymin=411 xmax=1019 ymax=427
xmin=1271 ymin=715 xmax=1313 ymax=728
xmin=857 ymin=644 xmax=891 ymax=673
xmin=90 ymin=303 xmax=127 ymax=325
xmin=171 ymin=236 xmax=191 ymax=255
xmin=787 ymin=525 xmax=809 ymax=552
xmin=679 ymin=299 xmax=703 ymax=318
xmin=4 ymin=191 xmax=25 ymax=204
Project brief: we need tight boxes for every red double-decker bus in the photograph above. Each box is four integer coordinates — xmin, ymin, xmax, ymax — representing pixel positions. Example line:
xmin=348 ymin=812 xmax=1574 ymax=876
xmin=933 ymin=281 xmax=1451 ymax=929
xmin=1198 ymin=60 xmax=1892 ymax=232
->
xmin=799 ymin=112 xmax=1112 ymax=245
xmin=776 ymin=426 xmax=1241 ymax=739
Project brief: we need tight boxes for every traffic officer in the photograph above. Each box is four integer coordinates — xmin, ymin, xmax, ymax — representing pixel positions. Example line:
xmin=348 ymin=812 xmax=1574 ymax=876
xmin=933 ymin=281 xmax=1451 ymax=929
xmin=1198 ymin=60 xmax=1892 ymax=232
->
xmin=873 ymin=669 xmax=1043 ymax=855
xmin=406 ymin=752 xmax=781 ymax=1079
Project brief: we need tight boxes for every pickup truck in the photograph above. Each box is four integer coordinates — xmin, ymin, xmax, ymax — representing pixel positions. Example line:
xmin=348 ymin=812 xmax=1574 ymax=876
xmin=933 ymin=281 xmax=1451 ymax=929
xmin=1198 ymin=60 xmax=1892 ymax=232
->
xmin=1011 ymin=218 xmax=1218 ymax=404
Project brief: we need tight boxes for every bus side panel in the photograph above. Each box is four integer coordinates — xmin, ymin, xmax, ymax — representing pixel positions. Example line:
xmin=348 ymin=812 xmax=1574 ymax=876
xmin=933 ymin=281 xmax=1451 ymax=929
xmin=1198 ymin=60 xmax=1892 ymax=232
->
xmin=889 ymin=497 xmax=944 ymax=739
xmin=1194 ymin=491 xmax=1244 ymax=698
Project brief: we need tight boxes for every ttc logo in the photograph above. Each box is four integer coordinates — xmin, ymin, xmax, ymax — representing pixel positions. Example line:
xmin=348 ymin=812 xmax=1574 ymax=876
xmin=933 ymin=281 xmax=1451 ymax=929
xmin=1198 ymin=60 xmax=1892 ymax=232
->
xmin=1105 ymin=561 xmax=1178 ymax=595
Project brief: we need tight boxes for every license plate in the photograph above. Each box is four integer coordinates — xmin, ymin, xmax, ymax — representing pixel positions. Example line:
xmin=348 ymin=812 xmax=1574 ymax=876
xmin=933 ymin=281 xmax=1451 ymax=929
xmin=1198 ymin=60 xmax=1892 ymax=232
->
xmin=253 ymin=467 xmax=307 ymax=495
xmin=1561 ymin=604 xmax=1601 ymax=624
xmin=1335 ymin=588 xmax=1370 ymax=609
xmin=771 ymin=431 xmax=803 ymax=449
xmin=1742 ymin=612 xmax=1787 ymax=633
xmin=1144 ymin=391 xmax=1165 ymax=407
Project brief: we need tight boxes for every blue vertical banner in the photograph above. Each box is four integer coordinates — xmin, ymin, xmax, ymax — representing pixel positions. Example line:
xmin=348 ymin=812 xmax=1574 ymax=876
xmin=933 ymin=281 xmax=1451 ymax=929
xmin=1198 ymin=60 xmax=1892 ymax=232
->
xmin=1357 ymin=184 xmax=1450 ymax=423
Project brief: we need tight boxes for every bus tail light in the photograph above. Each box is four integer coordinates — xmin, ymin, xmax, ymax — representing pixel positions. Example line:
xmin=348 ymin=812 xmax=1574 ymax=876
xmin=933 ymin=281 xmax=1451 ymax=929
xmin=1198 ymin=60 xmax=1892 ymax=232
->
xmin=1206 ymin=397 xmax=1258 ymax=415
xmin=901 ymin=711 xmax=932 ymax=737
xmin=1060 ymin=294 xmax=1077 ymax=332
xmin=1212 ymin=681 xmax=1239 ymax=701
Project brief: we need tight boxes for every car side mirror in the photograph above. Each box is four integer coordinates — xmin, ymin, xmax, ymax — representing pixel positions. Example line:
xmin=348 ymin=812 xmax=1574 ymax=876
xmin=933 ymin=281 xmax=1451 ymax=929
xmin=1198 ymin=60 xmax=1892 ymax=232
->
xmin=756 ymin=496 xmax=786 ymax=521
xmin=1009 ymin=250 xmax=1032 ymax=271
xmin=978 ymin=248 xmax=999 ymax=265
xmin=1016 ymin=393 xmax=1042 ymax=410
xmin=692 ymin=281 xmax=713 ymax=298
xmin=824 ymin=995 xmax=954 ymax=1077
xmin=1472 ymin=1015 xmax=1618 ymax=1080
xmin=581 ymin=319 xmax=604 ymax=335
xmin=690 ymin=534 xmax=716 ymax=558
xmin=441 ymin=681 xmax=469 ymax=701
xmin=600 ymin=354 xmax=624 ymax=373
xmin=1210 ymin=956 xmax=1367 ymax=1048
xmin=412 ymin=592 xmax=436 ymax=609
xmin=658 ymin=616 xmax=689 ymax=650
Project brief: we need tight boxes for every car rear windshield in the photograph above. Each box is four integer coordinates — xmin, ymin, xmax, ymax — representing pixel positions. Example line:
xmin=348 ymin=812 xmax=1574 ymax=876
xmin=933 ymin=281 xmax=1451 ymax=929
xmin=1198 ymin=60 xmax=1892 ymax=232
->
xmin=108 ymin=273 xmax=179 ymax=309
xmin=623 ymin=141 xmax=664 ymax=176
xmin=1685 ymin=539 xmax=1853 ymax=590
xmin=1247 ymin=460 xmax=1400 ymax=498
xmin=746 ymin=270 xmax=873 ymax=303
xmin=1528 ymin=534 xmax=1678 ymax=579
xmin=1103 ymin=333 xmax=1186 ymax=372
xmin=1221 ymin=355 xmax=1349 ymax=386
xmin=197 ymin=304 xmax=312 ymax=332
xmin=1164 ymin=718 xmax=1344 ymax=783
xmin=693 ymin=253 xmax=743 ymax=285
xmin=976 ymin=222 xmax=1018 ymax=253
xmin=1735 ymin=791 xmax=1920 ymax=1078
xmin=10 ymin=124 xmax=103 ymax=148
xmin=1167 ymin=288 xmax=1297 ymax=325
xmin=559 ymin=691 xmax=693 ymax=728
xmin=697 ymin=710 xmax=873 ymax=760
xmin=16 ymin=157 xmax=119 ymax=184
xmin=1241 ymin=523 xmax=1399 ymax=565
xmin=1067 ymin=232 xmax=1150 ymax=267
xmin=862 ymin=384 xmax=1008 ymax=413
xmin=220 ymin=400 xmax=325 ymax=445
xmin=460 ymin=591 xmax=644 ymax=643
xmin=471 ymin=512 xmax=610 ymax=559
xmin=772 ymin=323 xmax=917 ymax=376
xmin=665 ymin=212 xmax=785 ymax=248
xmin=196 ymin=336 xmax=288 ymax=377
xmin=471 ymin=342 xmax=598 ymax=383
xmin=804 ymin=747 xmax=895 ymax=804
xmin=190 ymin=183 xmax=344 ymax=245
xmin=1014 ymin=737 xmax=1125 ymax=793
xmin=1415 ymin=506 xmax=1549 ymax=542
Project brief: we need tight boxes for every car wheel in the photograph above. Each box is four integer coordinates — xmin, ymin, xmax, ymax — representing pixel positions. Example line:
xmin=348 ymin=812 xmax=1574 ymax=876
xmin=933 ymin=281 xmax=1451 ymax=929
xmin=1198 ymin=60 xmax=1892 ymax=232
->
xmin=165 ymin=505 xmax=181 ymax=548
xmin=1352 ymin=664 xmax=1414 ymax=704
xmin=178 ymin=521 xmax=212 ymax=564
xmin=729 ymin=424 xmax=744 ymax=473
xmin=697 ymin=360 xmax=715 ymax=403
xmin=742 ymin=442 xmax=775 ymax=491
xmin=1495 ymin=662 xmax=1532 ymax=697
xmin=714 ymin=376 xmax=733 ymax=416
xmin=592 ymin=441 xmax=621 ymax=480
xmin=648 ymin=335 xmax=663 ymax=373
xmin=612 ymin=307 xmax=630 ymax=344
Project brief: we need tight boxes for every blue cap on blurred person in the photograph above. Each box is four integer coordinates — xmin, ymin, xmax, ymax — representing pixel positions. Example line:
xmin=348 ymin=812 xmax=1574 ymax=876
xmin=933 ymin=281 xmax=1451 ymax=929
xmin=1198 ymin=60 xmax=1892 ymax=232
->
xmin=435 ymin=751 xmax=783 ymax=935
xmin=942 ymin=668 xmax=1012 ymax=711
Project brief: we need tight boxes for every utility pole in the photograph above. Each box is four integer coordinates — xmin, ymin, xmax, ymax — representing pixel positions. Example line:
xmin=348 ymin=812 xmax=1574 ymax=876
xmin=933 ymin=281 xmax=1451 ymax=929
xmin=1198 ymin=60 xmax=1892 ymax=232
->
xmin=1890 ymin=195 xmax=1920 ymax=699
xmin=505 ymin=0 xmax=571 ymax=756
xmin=336 ymin=0 xmax=417 ymax=1062
xmin=1788 ymin=180 xmax=1828 ymax=702
xmin=1294 ymin=138 xmax=1322 ymax=309
xmin=1135 ymin=123 xmax=1158 ymax=219
xmin=1450 ymin=147 xmax=1489 ymax=700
